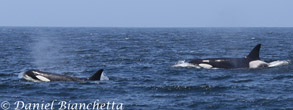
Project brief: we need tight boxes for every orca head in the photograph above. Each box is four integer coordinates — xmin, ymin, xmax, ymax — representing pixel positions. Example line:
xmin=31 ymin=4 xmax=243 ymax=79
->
xmin=23 ymin=70 xmax=51 ymax=82
xmin=246 ymin=44 xmax=261 ymax=61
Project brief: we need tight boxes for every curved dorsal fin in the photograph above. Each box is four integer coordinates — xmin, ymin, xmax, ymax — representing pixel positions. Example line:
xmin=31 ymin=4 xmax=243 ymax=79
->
xmin=88 ymin=69 xmax=103 ymax=81
xmin=246 ymin=44 xmax=261 ymax=60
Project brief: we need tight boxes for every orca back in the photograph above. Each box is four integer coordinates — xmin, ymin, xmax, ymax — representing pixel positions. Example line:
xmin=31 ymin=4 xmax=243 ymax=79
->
xmin=23 ymin=69 xmax=105 ymax=82
xmin=188 ymin=44 xmax=263 ymax=69
xmin=23 ymin=70 xmax=83 ymax=81
xmin=190 ymin=58 xmax=250 ymax=69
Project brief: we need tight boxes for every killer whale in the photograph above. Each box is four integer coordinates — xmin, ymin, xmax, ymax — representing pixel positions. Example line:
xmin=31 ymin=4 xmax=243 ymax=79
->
xmin=189 ymin=44 xmax=269 ymax=69
xmin=22 ymin=69 xmax=104 ymax=82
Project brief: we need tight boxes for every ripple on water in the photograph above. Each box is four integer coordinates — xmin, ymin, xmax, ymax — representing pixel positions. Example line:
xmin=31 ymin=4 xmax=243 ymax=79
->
xmin=1 ymin=27 xmax=293 ymax=109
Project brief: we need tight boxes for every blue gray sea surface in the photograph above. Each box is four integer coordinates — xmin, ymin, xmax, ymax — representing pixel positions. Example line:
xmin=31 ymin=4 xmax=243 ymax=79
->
xmin=0 ymin=27 xmax=292 ymax=109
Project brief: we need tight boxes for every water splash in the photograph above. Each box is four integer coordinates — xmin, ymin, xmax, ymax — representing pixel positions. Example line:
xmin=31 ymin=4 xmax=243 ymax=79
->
xmin=268 ymin=60 xmax=290 ymax=67
xmin=172 ymin=60 xmax=200 ymax=68
xmin=18 ymin=72 xmax=23 ymax=79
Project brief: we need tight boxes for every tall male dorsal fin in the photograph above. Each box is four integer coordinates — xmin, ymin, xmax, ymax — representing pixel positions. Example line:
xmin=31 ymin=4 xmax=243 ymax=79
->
xmin=246 ymin=44 xmax=261 ymax=60
xmin=88 ymin=69 xmax=104 ymax=81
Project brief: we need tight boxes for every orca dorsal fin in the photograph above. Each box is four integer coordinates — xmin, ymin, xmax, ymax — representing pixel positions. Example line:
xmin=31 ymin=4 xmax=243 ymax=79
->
xmin=246 ymin=44 xmax=261 ymax=60
xmin=88 ymin=69 xmax=103 ymax=81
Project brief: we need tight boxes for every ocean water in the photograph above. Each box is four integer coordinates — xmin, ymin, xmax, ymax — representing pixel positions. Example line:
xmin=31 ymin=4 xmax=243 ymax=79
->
xmin=0 ymin=27 xmax=292 ymax=110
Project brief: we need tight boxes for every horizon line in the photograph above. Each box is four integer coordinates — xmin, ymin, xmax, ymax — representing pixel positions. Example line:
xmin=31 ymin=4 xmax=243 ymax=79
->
xmin=1 ymin=26 xmax=293 ymax=28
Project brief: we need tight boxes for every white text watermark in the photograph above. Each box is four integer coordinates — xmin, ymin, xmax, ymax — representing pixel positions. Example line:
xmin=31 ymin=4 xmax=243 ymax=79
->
xmin=1 ymin=99 xmax=123 ymax=110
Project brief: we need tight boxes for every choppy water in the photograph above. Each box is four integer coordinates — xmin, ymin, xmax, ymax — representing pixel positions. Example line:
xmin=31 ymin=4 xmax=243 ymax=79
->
xmin=0 ymin=27 xmax=293 ymax=109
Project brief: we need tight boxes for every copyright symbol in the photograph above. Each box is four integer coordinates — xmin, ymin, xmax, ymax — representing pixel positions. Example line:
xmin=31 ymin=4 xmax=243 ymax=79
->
xmin=1 ymin=101 xmax=10 ymax=110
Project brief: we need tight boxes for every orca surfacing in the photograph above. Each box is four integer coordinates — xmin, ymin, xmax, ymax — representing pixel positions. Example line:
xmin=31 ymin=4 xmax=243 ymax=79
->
xmin=189 ymin=44 xmax=269 ymax=69
xmin=23 ymin=69 xmax=104 ymax=82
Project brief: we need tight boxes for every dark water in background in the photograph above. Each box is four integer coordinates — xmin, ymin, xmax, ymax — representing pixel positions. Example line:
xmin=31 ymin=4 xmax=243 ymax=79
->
xmin=0 ymin=27 xmax=293 ymax=109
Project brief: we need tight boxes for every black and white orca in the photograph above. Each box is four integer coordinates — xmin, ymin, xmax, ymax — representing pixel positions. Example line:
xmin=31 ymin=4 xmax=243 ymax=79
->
xmin=189 ymin=44 xmax=269 ymax=69
xmin=22 ymin=69 xmax=104 ymax=82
